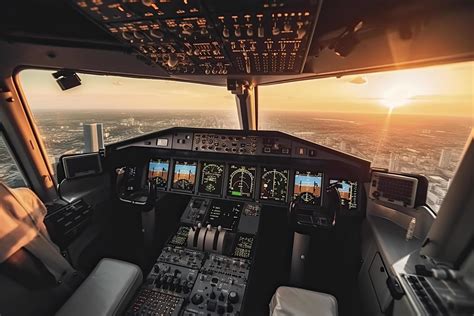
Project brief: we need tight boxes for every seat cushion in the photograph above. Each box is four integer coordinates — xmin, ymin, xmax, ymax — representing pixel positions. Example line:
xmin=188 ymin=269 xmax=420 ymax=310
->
xmin=56 ymin=258 xmax=142 ymax=316
xmin=269 ymin=286 xmax=338 ymax=316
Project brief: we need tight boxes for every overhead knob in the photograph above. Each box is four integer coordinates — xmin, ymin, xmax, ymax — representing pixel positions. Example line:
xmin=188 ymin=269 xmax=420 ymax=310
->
xmin=246 ymin=27 xmax=253 ymax=37
xmin=222 ymin=27 xmax=230 ymax=38
xmin=218 ymin=292 xmax=225 ymax=301
xmin=166 ymin=54 xmax=178 ymax=68
xmin=272 ymin=25 xmax=280 ymax=36
xmin=228 ymin=291 xmax=239 ymax=304
xmin=121 ymin=32 xmax=133 ymax=41
xmin=133 ymin=31 xmax=144 ymax=40
xmin=283 ymin=22 xmax=291 ymax=32
xmin=296 ymin=27 xmax=306 ymax=39
xmin=149 ymin=29 xmax=164 ymax=39
xmin=234 ymin=26 xmax=241 ymax=37
xmin=191 ymin=293 xmax=204 ymax=305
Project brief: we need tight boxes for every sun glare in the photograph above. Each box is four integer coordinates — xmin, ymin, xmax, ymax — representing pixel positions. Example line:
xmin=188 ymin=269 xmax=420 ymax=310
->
xmin=380 ymin=86 xmax=414 ymax=111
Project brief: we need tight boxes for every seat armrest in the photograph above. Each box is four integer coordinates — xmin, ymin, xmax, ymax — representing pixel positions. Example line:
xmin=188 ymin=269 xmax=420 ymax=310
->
xmin=56 ymin=258 xmax=142 ymax=316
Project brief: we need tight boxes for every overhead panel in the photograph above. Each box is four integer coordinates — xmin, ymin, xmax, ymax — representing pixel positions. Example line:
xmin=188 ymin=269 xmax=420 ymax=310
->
xmin=71 ymin=0 xmax=321 ymax=75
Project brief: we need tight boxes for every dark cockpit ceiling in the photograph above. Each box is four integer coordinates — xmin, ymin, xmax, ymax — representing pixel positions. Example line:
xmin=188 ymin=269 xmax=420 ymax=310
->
xmin=1 ymin=0 xmax=472 ymax=86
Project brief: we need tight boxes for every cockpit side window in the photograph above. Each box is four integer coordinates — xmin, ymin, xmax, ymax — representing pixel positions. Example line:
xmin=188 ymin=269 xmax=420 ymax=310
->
xmin=16 ymin=70 xmax=239 ymax=181
xmin=258 ymin=61 xmax=473 ymax=212
xmin=0 ymin=132 xmax=28 ymax=188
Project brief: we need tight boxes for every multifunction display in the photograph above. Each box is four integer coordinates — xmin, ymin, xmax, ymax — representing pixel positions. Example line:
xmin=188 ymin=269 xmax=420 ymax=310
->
xmin=259 ymin=167 xmax=289 ymax=202
xmin=227 ymin=165 xmax=257 ymax=198
xmin=148 ymin=159 xmax=170 ymax=188
xmin=293 ymin=170 xmax=323 ymax=205
xmin=198 ymin=162 xmax=225 ymax=195
xmin=330 ymin=179 xmax=358 ymax=210
xmin=205 ymin=199 xmax=243 ymax=231
xmin=172 ymin=161 xmax=197 ymax=191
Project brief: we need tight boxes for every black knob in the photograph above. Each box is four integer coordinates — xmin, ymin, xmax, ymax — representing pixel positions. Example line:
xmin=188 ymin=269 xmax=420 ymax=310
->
xmin=228 ymin=291 xmax=239 ymax=304
xmin=153 ymin=265 xmax=160 ymax=273
xmin=226 ymin=303 xmax=234 ymax=313
xmin=210 ymin=291 xmax=216 ymax=299
xmin=218 ymin=292 xmax=225 ymax=301
xmin=191 ymin=293 xmax=204 ymax=305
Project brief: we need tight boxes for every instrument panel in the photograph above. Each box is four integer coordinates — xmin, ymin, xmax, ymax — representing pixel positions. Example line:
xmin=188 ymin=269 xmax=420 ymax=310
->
xmin=141 ymin=157 xmax=360 ymax=209
xmin=112 ymin=128 xmax=369 ymax=211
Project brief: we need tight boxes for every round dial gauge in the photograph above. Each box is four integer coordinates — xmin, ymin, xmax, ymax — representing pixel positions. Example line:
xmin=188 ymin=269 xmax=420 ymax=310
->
xmin=153 ymin=176 xmax=167 ymax=188
xmin=175 ymin=178 xmax=193 ymax=191
xmin=228 ymin=166 xmax=255 ymax=198
xmin=299 ymin=192 xmax=315 ymax=203
xmin=200 ymin=163 xmax=224 ymax=194
xmin=260 ymin=168 xmax=289 ymax=201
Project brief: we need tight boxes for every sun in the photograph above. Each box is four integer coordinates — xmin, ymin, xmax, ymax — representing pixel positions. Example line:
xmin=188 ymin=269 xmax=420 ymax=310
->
xmin=380 ymin=86 xmax=414 ymax=111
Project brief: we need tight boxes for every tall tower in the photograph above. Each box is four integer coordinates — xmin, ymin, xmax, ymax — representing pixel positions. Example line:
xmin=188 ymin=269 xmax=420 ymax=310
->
xmin=438 ymin=149 xmax=452 ymax=169
xmin=83 ymin=123 xmax=104 ymax=153
xmin=389 ymin=152 xmax=400 ymax=172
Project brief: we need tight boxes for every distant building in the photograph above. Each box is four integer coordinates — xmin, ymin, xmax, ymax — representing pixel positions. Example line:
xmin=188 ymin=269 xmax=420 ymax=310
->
xmin=339 ymin=141 xmax=348 ymax=152
xmin=83 ymin=123 xmax=104 ymax=153
xmin=438 ymin=149 xmax=452 ymax=169
xmin=389 ymin=153 xmax=400 ymax=172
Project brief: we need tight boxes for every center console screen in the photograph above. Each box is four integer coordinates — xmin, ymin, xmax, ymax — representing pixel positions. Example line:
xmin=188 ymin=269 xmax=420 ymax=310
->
xmin=205 ymin=199 xmax=243 ymax=231
xmin=330 ymin=179 xmax=358 ymax=210
xmin=293 ymin=170 xmax=323 ymax=205
xmin=148 ymin=158 xmax=169 ymax=188
xmin=172 ymin=160 xmax=197 ymax=191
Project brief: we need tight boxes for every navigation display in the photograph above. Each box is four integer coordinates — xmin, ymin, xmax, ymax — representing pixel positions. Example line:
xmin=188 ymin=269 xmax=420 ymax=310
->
xmin=198 ymin=162 xmax=225 ymax=195
xmin=330 ymin=179 xmax=358 ymax=210
xmin=293 ymin=170 xmax=323 ymax=205
xmin=148 ymin=158 xmax=170 ymax=188
xmin=227 ymin=165 xmax=257 ymax=198
xmin=259 ymin=167 xmax=289 ymax=202
xmin=172 ymin=160 xmax=197 ymax=191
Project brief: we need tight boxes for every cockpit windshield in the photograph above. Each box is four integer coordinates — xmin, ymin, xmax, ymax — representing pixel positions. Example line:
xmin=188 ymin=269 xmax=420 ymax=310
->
xmin=13 ymin=61 xmax=474 ymax=213
xmin=259 ymin=61 xmax=473 ymax=212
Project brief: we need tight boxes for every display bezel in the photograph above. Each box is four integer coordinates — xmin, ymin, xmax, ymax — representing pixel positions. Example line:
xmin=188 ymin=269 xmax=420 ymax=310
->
xmin=226 ymin=164 xmax=257 ymax=199
xmin=259 ymin=166 xmax=290 ymax=202
xmin=171 ymin=160 xmax=198 ymax=192
xmin=148 ymin=158 xmax=170 ymax=190
xmin=293 ymin=170 xmax=324 ymax=206
xmin=198 ymin=161 xmax=225 ymax=196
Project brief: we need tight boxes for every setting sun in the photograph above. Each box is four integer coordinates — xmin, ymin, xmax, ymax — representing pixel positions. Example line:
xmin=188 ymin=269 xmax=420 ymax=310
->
xmin=380 ymin=86 xmax=414 ymax=110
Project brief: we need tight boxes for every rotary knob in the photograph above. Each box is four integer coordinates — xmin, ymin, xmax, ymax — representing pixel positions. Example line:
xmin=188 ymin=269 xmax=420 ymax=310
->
xmin=191 ymin=293 xmax=204 ymax=305
xmin=228 ymin=291 xmax=239 ymax=304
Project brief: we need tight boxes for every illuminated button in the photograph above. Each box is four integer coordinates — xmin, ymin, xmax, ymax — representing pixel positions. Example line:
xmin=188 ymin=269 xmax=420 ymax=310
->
xmin=297 ymin=147 xmax=305 ymax=155
xmin=157 ymin=138 xmax=168 ymax=146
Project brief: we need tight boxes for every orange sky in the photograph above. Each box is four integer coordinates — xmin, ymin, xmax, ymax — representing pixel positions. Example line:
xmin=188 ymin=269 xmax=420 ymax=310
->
xmin=19 ymin=61 xmax=473 ymax=117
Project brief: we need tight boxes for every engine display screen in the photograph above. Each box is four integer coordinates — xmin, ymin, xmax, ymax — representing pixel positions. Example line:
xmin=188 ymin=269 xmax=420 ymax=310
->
xmin=148 ymin=159 xmax=169 ymax=188
xmin=198 ymin=162 xmax=225 ymax=195
xmin=205 ymin=199 xmax=243 ymax=231
xmin=172 ymin=160 xmax=197 ymax=191
xmin=330 ymin=179 xmax=358 ymax=210
xmin=293 ymin=170 xmax=323 ymax=205
xmin=227 ymin=164 xmax=256 ymax=198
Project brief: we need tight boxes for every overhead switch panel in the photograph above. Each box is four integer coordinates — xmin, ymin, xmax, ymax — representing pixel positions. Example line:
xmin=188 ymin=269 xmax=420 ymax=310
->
xmin=71 ymin=0 xmax=320 ymax=75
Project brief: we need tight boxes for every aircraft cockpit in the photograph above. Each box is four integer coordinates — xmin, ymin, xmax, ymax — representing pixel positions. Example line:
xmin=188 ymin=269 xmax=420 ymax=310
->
xmin=0 ymin=1 xmax=473 ymax=316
